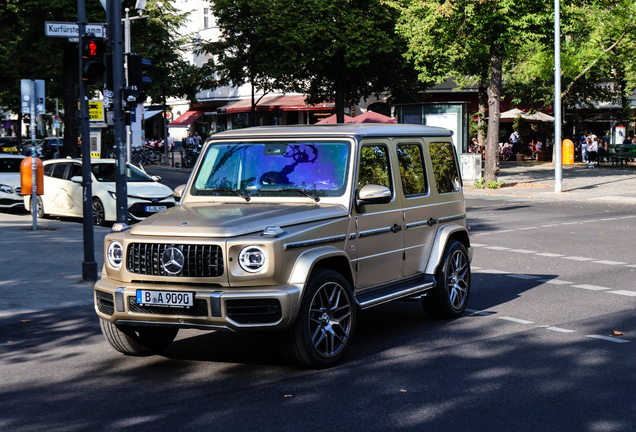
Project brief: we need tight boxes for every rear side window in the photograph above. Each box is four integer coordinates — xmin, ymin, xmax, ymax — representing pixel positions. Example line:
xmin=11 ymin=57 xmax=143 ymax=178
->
xmin=43 ymin=164 xmax=54 ymax=177
xmin=68 ymin=164 xmax=82 ymax=180
xmin=429 ymin=142 xmax=460 ymax=194
xmin=397 ymin=144 xmax=427 ymax=196
xmin=50 ymin=163 xmax=69 ymax=179
xmin=358 ymin=145 xmax=391 ymax=190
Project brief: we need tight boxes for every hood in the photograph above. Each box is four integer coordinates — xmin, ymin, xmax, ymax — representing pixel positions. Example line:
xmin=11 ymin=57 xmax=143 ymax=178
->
xmin=130 ymin=202 xmax=349 ymax=238
xmin=0 ymin=173 xmax=20 ymax=188
xmin=104 ymin=181 xmax=173 ymax=198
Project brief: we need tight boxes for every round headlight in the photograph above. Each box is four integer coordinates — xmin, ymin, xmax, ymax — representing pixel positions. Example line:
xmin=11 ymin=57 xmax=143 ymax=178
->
xmin=238 ymin=246 xmax=267 ymax=273
xmin=107 ymin=241 xmax=123 ymax=269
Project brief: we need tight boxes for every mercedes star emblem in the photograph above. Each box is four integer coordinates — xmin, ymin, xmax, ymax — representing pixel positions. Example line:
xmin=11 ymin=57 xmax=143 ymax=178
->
xmin=161 ymin=247 xmax=185 ymax=275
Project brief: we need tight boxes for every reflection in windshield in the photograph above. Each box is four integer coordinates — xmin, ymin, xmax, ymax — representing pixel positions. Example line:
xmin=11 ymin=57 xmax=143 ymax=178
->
xmin=92 ymin=163 xmax=153 ymax=182
xmin=192 ymin=141 xmax=350 ymax=198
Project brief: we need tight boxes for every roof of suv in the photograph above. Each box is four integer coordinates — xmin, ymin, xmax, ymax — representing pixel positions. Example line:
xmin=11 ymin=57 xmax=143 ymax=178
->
xmin=208 ymin=124 xmax=453 ymax=141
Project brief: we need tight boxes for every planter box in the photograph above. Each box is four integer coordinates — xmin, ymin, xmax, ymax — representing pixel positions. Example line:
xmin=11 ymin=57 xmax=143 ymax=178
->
xmin=515 ymin=153 xmax=525 ymax=161
xmin=537 ymin=150 xmax=550 ymax=161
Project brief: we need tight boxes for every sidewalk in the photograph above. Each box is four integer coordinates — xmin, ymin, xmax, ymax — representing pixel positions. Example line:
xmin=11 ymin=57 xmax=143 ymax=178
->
xmin=0 ymin=211 xmax=110 ymax=316
xmin=464 ymin=161 xmax=636 ymax=203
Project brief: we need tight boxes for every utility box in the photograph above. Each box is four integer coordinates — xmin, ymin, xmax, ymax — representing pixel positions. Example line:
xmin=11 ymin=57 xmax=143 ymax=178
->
xmin=460 ymin=153 xmax=482 ymax=186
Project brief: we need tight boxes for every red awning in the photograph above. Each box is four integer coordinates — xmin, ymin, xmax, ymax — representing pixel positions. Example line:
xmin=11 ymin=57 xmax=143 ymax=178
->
xmin=168 ymin=110 xmax=206 ymax=127
xmin=218 ymin=95 xmax=334 ymax=114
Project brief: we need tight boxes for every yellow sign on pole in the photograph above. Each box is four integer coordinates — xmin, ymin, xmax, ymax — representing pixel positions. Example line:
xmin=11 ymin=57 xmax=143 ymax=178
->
xmin=89 ymin=100 xmax=104 ymax=122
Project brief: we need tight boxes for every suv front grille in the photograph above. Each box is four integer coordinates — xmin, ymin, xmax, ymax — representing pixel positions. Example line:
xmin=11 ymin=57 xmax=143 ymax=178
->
xmin=96 ymin=290 xmax=114 ymax=316
xmin=127 ymin=243 xmax=223 ymax=277
xmin=226 ymin=299 xmax=282 ymax=324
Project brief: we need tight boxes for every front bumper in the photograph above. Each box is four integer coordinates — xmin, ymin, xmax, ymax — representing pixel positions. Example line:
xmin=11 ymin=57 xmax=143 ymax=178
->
xmin=94 ymin=277 xmax=302 ymax=332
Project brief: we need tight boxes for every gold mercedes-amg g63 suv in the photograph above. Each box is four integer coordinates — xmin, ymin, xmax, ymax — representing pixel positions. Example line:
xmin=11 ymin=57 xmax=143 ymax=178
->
xmin=95 ymin=124 xmax=472 ymax=368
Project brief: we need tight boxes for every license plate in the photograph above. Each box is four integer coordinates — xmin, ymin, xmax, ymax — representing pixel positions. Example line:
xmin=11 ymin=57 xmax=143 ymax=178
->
xmin=136 ymin=290 xmax=194 ymax=308
xmin=145 ymin=205 xmax=167 ymax=213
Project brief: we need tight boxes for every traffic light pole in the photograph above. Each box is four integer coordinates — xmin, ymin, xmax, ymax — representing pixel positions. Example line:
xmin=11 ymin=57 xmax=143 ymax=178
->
xmin=77 ymin=0 xmax=97 ymax=282
xmin=108 ymin=0 xmax=128 ymax=223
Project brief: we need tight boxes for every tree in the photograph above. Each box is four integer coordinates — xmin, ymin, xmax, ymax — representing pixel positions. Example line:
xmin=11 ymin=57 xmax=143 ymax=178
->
xmin=394 ymin=0 xmax=551 ymax=182
xmin=128 ymin=0 xmax=205 ymax=105
xmin=0 ymin=0 xmax=105 ymax=156
xmin=202 ymin=0 xmax=422 ymax=124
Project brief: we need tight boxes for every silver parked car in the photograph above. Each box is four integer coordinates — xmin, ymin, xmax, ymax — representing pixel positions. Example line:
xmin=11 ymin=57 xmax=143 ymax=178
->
xmin=94 ymin=124 xmax=472 ymax=367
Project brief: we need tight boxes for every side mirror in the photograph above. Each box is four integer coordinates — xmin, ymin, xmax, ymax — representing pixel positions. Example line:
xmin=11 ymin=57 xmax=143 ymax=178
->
xmin=356 ymin=184 xmax=391 ymax=213
xmin=151 ymin=175 xmax=161 ymax=182
xmin=70 ymin=175 xmax=82 ymax=184
xmin=173 ymin=184 xmax=186 ymax=199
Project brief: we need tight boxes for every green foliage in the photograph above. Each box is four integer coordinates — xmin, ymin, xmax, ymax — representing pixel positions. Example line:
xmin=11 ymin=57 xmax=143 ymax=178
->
xmin=488 ymin=180 xmax=504 ymax=189
xmin=128 ymin=0 xmax=207 ymax=103
xmin=474 ymin=177 xmax=485 ymax=189
xmin=201 ymin=0 xmax=423 ymax=121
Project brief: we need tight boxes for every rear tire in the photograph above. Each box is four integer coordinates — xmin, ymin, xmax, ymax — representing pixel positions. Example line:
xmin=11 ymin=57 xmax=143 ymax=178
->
xmin=100 ymin=318 xmax=178 ymax=356
xmin=281 ymin=270 xmax=356 ymax=368
xmin=422 ymin=240 xmax=471 ymax=318
xmin=27 ymin=196 xmax=46 ymax=218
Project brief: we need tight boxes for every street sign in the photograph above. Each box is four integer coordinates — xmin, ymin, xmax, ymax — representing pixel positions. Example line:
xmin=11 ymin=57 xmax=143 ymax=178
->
xmin=20 ymin=80 xmax=45 ymax=115
xmin=68 ymin=37 xmax=79 ymax=43
xmin=44 ymin=21 xmax=106 ymax=39
xmin=89 ymin=100 xmax=105 ymax=122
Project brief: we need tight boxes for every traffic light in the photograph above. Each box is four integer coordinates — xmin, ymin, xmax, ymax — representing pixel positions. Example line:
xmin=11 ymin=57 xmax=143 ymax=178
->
xmin=82 ymin=39 xmax=106 ymax=84
xmin=125 ymin=54 xmax=152 ymax=109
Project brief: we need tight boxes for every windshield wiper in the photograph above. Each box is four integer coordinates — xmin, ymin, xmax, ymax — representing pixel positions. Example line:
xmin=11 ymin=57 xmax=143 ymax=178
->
xmin=280 ymin=188 xmax=320 ymax=202
xmin=208 ymin=188 xmax=251 ymax=202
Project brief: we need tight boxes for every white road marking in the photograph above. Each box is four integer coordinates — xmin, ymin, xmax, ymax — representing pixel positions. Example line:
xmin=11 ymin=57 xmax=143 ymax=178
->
xmin=540 ymin=224 xmax=559 ymax=227
xmin=484 ymin=246 xmax=511 ymax=250
xmin=474 ymin=269 xmax=510 ymax=274
xmin=535 ymin=252 xmax=564 ymax=257
xmin=599 ymin=218 xmax=618 ymax=221
xmin=509 ymin=249 xmax=537 ymax=254
xmin=495 ymin=230 xmax=515 ymax=233
xmin=471 ymin=266 xmax=483 ymax=270
xmin=498 ymin=317 xmax=534 ymax=324
xmin=580 ymin=220 xmax=599 ymax=223
xmin=562 ymin=256 xmax=595 ymax=261
xmin=471 ymin=243 xmax=487 ymax=247
xmin=562 ymin=222 xmax=580 ymax=225
xmin=546 ymin=326 xmax=576 ymax=333
xmin=587 ymin=335 xmax=630 ymax=343
xmin=572 ymin=284 xmax=611 ymax=291
xmin=607 ymin=290 xmax=636 ymax=297
xmin=624 ymin=265 xmax=636 ymax=268
xmin=518 ymin=227 xmax=538 ymax=230
xmin=593 ymin=260 xmax=627 ymax=265
xmin=507 ymin=274 xmax=541 ymax=280
xmin=539 ymin=279 xmax=574 ymax=285
xmin=618 ymin=215 xmax=636 ymax=219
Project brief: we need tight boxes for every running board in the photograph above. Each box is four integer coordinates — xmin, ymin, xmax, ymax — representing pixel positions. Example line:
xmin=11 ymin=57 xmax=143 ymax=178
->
xmin=355 ymin=276 xmax=435 ymax=310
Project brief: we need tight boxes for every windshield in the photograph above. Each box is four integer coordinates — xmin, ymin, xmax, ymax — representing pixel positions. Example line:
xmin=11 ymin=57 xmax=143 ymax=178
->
xmin=191 ymin=140 xmax=350 ymax=198
xmin=91 ymin=163 xmax=154 ymax=182
xmin=0 ymin=157 xmax=23 ymax=173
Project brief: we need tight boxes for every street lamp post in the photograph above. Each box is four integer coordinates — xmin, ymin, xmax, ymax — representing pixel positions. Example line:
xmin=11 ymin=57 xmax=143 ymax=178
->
xmin=554 ymin=0 xmax=563 ymax=193
xmin=123 ymin=6 xmax=149 ymax=164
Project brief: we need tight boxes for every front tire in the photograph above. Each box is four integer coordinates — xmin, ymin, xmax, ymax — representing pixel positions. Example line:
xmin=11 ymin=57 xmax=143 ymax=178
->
xmin=100 ymin=318 xmax=178 ymax=356
xmin=422 ymin=240 xmax=471 ymax=318
xmin=92 ymin=197 xmax=106 ymax=226
xmin=282 ymin=270 xmax=356 ymax=368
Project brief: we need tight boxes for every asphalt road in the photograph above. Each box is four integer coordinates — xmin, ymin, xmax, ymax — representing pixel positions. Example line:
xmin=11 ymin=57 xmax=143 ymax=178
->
xmin=1 ymin=197 xmax=636 ymax=431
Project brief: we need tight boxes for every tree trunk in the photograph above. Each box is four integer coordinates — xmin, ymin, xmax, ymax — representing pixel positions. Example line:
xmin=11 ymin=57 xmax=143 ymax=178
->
xmin=250 ymin=79 xmax=255 ymax=127
xmin=485 ymin=43 xmax=502 ymax=183
xmin=334 ymin=65 xmax=346 ymax=123
xmin=62 ymin=44 xmax=79 ymax=158
xmin=477 ymin=82 xmax=487 ymax=146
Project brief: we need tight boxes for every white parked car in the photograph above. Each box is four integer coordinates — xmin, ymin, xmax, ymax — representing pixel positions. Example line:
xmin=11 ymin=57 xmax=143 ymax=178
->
xmin=0 ymin=154 xmax=26 ymax=209
xmin=24 ymin=158 xmax=176 ymax=225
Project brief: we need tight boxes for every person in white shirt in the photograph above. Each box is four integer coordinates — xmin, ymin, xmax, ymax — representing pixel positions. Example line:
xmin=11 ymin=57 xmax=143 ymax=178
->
xmin=587 ymin=133 xmax=598 ymax=167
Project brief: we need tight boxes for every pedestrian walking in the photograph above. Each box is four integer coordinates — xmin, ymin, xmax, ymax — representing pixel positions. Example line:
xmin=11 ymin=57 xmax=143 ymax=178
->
xmin=193 ymin=132 xmax=202 ymax=148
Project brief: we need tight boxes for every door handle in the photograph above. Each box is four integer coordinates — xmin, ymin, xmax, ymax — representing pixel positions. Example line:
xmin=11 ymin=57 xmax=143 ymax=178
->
xmin=391 ymin=224 xmax=403 ymax=233
xmin=428 ymin=218 xmax=437 ymax=226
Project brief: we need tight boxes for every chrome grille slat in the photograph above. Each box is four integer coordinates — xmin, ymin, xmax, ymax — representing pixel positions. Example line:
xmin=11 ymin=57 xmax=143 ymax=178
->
xmin=126 ymin=243 xmax=224 ymax=277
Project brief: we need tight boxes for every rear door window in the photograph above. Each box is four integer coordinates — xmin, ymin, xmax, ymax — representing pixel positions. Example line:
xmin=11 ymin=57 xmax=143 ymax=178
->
xmin=397 ymin=144 xmax=427 ymax=196
xmin=357 ymin=145 xmax=391 ymax=190
xmin=50 ymin=163 xmax=69 ymax=179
